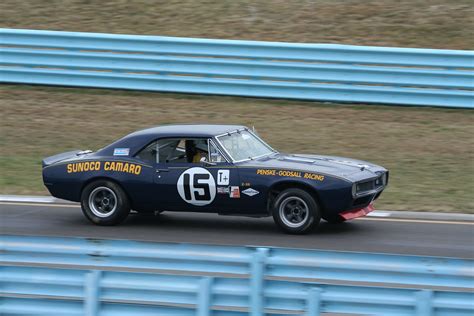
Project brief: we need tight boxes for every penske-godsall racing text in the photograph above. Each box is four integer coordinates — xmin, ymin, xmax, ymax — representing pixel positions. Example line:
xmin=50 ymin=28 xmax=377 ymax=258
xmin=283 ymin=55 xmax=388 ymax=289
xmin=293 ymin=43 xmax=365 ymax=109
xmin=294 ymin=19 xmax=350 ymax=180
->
xmin=256 ymin=169 xmax=324 ymax=181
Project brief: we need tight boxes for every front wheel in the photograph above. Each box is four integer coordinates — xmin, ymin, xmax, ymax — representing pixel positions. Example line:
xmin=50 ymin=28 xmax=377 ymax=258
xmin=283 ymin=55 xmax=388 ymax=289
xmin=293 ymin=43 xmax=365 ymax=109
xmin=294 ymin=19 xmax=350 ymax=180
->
xmin=272 ymin=188 xmax=321 ymax=234
xmin=81 ymin=180 xmax=130 ymax=226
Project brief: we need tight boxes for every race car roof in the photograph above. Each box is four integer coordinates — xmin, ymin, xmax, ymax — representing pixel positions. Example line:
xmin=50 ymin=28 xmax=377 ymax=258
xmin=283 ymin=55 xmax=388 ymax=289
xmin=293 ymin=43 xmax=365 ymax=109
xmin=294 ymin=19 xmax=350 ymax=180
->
xmin=129 ymin=124 xmax=247 ymax=138
xmin=97 ymin=124 xmax=248 ymax=157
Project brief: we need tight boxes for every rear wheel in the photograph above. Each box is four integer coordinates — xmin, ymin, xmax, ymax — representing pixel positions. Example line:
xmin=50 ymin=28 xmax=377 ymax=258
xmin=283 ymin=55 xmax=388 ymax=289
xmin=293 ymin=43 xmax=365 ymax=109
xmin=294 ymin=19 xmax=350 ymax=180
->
xmin=272 ymin=188 xmax=321 ymax=234
xmin=81 ymin=180 xmax=130 ymax=225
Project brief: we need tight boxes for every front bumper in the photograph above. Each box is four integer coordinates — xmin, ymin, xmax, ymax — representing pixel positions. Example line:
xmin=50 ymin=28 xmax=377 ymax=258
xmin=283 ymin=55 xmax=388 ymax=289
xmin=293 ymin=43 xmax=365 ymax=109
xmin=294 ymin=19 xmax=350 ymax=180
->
xmin=340 ymin=203 xmax=374 ymax=220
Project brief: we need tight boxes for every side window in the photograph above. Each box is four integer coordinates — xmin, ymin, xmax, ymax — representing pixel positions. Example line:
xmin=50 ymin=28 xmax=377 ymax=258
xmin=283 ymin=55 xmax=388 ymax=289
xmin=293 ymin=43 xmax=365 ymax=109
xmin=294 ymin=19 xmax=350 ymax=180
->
xmin=135 ymin=138 xmax=214 ymax=164
xmin=158 ymin=139 xmax=181 ymax=163
xmin=182 ymin=139 xmax=209 ymax=163
xmin=135 ymin=141 xmax=159 ymax=164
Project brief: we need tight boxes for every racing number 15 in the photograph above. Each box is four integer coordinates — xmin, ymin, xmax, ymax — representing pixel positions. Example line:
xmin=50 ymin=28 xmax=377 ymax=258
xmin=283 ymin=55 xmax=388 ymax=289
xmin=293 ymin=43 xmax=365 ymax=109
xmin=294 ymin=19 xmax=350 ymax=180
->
xmin=183 ymin=173 xmax=210 ymax=201
xmin=177 ymin=167 xmax=216 ymax=206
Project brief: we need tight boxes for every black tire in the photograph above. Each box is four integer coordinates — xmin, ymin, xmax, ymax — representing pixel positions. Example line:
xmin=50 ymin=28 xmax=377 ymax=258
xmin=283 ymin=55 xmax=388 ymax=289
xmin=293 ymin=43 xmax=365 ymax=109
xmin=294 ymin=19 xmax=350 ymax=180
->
xmin=272 ymin=188 xmax=321 ymax=234
xmin=81 ymin=180 xmax=130 ymax=226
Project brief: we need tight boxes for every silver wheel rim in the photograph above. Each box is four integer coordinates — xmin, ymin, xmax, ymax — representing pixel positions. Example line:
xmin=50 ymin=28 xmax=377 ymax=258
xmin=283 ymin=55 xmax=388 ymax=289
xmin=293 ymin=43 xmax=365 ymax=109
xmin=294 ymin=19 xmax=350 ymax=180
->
xmin=88 ymin=187 xmax=117 ymax=218
xmin=279 ymin=196 xmax=309 ymax=228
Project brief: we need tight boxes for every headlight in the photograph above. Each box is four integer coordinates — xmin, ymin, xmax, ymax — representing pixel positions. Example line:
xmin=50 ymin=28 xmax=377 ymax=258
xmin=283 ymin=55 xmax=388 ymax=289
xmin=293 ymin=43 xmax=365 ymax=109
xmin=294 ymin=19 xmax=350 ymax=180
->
xmin=353 ymin=173 xmax=387 ymax=197
xmin=357 ymin=181 xmax=373 ymax=193
xmin=374 ymin=173 xmax=387 ymax=187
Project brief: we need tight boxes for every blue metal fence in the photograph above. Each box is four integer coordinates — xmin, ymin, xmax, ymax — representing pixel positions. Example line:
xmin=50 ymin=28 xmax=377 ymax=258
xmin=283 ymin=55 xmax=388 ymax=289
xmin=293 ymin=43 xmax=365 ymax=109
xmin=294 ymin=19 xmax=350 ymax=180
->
xmin=1 ymin=28 xmax=473 ymax=108
xmin=2 ymin=266 xmax=473 ymax=316
xmin=1 ymin=235 xmax=473 ymax=315
xmin=1 ymin=235 xmax=473 ymax=289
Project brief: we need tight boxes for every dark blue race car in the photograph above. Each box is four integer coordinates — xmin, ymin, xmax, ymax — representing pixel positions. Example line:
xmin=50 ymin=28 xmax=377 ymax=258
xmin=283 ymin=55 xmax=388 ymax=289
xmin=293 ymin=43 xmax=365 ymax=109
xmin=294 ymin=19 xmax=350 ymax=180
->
xmin=42 ymin=124 xmax=388 ymax=234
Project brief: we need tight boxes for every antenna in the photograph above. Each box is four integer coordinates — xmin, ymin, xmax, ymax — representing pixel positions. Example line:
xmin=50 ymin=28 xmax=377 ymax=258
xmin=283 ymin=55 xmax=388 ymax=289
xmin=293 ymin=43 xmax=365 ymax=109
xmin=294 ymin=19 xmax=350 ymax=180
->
xmin=252 ymin=125 xmax=258 ymax=135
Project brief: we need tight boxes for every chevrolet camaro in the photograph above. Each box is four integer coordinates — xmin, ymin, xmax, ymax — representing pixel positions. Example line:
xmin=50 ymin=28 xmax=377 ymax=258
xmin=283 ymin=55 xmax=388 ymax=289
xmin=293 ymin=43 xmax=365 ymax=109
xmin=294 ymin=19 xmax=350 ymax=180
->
xmin=42 ymin=124 xmax=388 ymax=234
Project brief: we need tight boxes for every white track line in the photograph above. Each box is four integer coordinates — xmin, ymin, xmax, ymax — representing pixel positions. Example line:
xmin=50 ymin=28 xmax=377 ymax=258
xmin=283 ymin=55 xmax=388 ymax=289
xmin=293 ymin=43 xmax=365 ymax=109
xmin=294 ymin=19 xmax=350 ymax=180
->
xmin=0 ymin=195 xmax=58 ymax=203
xmin=0 ymin=202 xmax=79 ymax=208
xmin=357 ymin=217 xmax=473 ymax=225
xmin=367 ymin=211 xmax=391 ymax=217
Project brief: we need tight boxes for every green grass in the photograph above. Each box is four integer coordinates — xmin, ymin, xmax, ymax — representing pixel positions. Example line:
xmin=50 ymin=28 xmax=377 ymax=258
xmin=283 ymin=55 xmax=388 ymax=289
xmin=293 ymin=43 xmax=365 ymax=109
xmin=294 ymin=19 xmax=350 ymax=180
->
xmin=1 ymin=85 xmax=473 ymax=213
xmin=0 ymin=156 xmax=44 ymax=194
xmin=1 ymin=0 xmax=473 ymax=49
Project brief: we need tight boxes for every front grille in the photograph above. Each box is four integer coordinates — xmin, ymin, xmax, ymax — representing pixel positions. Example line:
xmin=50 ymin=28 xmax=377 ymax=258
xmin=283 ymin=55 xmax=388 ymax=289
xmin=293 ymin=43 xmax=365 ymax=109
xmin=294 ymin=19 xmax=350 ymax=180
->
xmin=355 ymin=172 xmax=387 ymax=196
xmin=356 ymin=181 xmax=373 ymax=193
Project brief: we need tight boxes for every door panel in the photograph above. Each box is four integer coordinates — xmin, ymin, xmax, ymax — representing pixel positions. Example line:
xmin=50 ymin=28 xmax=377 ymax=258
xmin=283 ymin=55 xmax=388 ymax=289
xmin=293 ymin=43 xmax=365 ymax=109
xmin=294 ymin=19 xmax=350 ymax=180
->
xmin=153 ymin=163 xmax=241 ymax=213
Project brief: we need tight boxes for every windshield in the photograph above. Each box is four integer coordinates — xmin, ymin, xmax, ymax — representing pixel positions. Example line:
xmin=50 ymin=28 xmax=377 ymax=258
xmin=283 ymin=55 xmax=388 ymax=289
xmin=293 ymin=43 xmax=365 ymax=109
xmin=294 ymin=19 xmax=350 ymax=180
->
xmin=216 ymin=130 xmax=275 ymax=161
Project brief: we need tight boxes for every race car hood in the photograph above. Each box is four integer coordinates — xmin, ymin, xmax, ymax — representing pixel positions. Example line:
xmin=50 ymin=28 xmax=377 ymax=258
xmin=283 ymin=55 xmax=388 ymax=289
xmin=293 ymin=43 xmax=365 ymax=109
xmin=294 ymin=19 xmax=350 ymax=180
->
xmin=240 ymin=153 xmax=387 ymax=182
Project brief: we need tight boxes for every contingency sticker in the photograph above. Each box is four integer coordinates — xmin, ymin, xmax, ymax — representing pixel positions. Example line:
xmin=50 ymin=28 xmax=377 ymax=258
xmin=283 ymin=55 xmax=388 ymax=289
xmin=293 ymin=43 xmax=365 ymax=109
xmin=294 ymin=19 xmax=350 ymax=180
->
xmin=113 ymin=148 xmax=130 ymax=156
xmin=217 ymin=169 xmax=230 ymax=185
xmin=229 ymin=186 xmax=240 ymax=198
xmin=242 ymin=188 xmax=259 ymax=197
xmin=217 ymin=187 xmax=230 ymax=194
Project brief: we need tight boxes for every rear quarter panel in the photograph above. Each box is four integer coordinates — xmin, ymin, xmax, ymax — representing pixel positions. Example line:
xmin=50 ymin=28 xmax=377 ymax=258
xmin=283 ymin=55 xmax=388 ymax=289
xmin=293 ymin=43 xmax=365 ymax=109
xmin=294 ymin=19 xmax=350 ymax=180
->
xmin=43 ymin=158 xmax=154 ymax=208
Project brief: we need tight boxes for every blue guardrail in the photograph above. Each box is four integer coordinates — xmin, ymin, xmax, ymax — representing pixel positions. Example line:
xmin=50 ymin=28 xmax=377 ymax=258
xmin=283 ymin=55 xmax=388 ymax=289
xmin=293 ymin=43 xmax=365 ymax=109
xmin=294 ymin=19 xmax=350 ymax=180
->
xmin=0 ymin=28 xmax=473 ymax=108
xmin=1 ymin=235 xmax=473 ymax=315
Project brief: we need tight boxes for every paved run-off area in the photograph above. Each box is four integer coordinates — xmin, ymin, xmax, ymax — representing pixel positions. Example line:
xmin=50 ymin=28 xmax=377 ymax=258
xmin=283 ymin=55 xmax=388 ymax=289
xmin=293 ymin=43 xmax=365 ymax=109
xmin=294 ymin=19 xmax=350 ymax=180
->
xmin=1 ymin=85 xmax=473 ymax=213
xmin=1 ymin=201 xmax=473 ymax=259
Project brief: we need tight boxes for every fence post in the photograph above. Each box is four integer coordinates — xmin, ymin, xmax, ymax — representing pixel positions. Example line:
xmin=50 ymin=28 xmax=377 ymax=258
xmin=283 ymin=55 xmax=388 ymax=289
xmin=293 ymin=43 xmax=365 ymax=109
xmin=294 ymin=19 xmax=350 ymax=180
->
xmin=251 ymin=247 xmax=269 ymax=316
xmin=197 ymin=276 xmax=213 ymax=316
xmin=415 ymin=289 xmax=433 ymax=316
xmin=84 ymin=270 xmax=101 ymax=316
xmin=306 ymin=287 xmax=322 ymax=316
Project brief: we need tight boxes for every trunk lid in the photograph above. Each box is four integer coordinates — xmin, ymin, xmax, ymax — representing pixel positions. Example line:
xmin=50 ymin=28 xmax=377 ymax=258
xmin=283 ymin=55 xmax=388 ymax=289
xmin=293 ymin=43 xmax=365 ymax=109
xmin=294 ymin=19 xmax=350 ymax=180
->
xmin=42 ymin=150 xmax=92 ymax=167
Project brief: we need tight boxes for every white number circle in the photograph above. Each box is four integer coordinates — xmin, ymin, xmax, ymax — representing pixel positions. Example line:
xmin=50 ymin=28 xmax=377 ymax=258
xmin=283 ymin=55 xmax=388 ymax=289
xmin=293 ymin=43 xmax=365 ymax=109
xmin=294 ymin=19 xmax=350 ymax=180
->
xmin=177 ymin=167 xmax=216 ymax=206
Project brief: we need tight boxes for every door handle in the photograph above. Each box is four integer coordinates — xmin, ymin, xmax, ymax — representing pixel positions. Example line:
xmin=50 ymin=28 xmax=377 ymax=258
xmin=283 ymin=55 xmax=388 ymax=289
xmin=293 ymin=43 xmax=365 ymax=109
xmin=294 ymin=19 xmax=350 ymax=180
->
xmin=156 ymin=168 xmax=169 ymax=173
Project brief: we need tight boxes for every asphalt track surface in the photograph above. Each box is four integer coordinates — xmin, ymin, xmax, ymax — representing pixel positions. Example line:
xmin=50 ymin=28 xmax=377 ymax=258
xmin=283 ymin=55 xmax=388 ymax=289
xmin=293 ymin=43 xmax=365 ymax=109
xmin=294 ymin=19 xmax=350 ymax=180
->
xmin=1 ymin=201 xmax=473 ymax=259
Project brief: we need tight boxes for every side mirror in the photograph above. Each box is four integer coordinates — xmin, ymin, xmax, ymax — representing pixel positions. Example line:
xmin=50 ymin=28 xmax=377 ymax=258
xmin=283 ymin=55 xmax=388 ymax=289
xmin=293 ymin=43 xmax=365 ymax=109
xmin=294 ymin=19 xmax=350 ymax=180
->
xmin=200 ymin=157 xmax=216 ymax=166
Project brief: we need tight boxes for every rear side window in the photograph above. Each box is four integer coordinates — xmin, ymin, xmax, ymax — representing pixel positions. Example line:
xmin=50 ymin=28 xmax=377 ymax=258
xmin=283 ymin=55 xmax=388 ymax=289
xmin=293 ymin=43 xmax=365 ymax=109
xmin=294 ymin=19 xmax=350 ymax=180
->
xmin=135 ymin=142 xmax=157 ymax=164
xmin=135 ymin=138 xmax=215 ymax=164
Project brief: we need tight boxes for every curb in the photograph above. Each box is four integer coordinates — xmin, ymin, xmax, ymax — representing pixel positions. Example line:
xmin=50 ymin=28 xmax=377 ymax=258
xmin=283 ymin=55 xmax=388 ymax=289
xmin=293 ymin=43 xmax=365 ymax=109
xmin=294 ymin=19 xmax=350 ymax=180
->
xmin=0 ymin=195 xmax=473 ymax=222
xmin=0 ymin=195 xmax=75 ymax=204
xmin=367 ymin=210 xmax=473 ymax=222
